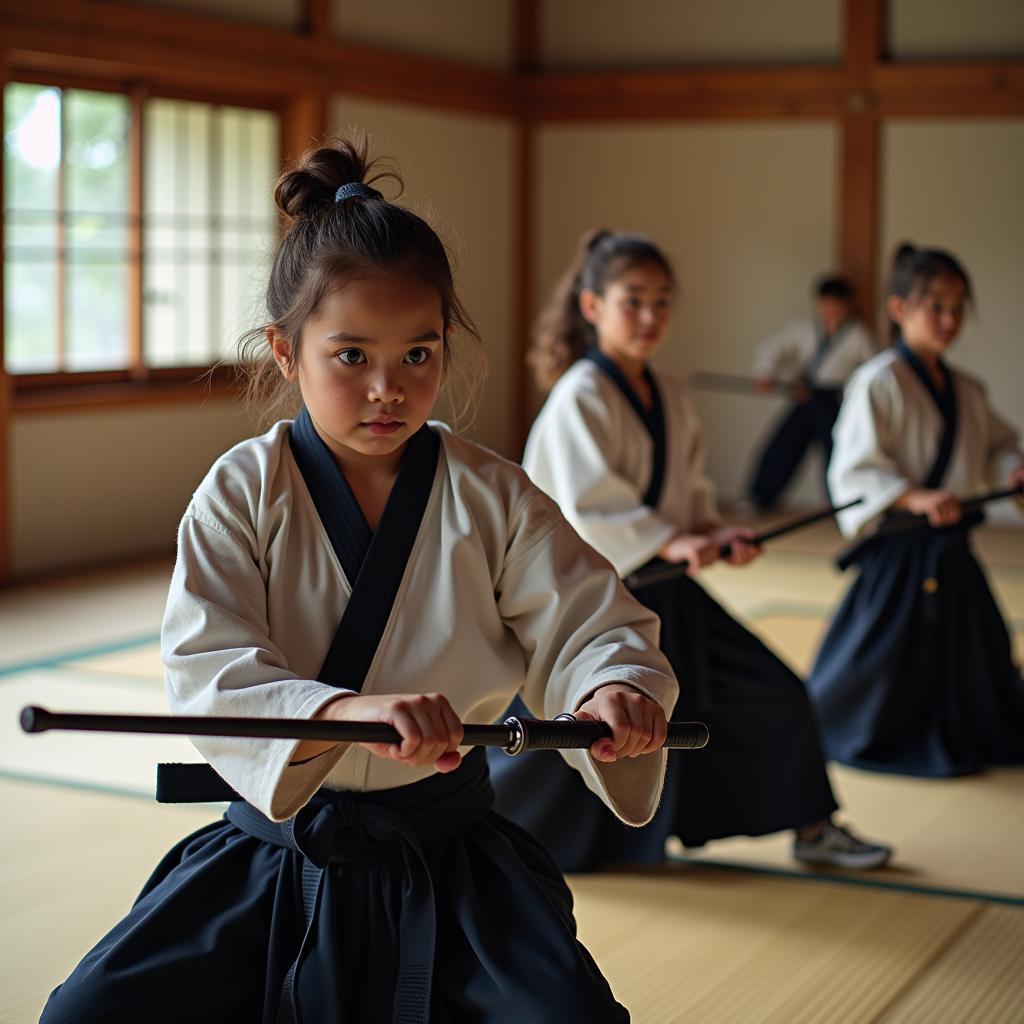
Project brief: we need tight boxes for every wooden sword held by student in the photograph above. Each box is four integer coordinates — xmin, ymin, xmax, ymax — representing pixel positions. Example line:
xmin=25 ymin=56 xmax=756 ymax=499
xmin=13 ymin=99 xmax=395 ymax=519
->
xmin=624 ymin=497 xmax=864 ymax=589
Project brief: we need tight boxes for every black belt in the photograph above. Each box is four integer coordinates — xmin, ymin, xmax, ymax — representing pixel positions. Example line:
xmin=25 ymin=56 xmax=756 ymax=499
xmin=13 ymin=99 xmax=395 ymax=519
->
xmin=226 ymin=749 xmax=493 ymax=1024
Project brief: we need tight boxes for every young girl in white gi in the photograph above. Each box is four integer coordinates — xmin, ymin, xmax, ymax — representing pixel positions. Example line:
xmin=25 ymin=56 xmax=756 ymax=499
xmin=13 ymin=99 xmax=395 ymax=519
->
xmin=808 ymin=244 xmax=1024 ymax=776
xmin=41 ymin=142 xmax=679 ymax=1024
xmin=491 ymin=230 xmax=890 ymax=873
xmin=747 ymin=274 xmax=875 ymax=510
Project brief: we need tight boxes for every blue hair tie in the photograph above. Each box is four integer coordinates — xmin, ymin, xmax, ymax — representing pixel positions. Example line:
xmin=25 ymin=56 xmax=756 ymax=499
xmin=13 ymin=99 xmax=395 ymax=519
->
xmin=335 ymin=182 xmax=382 ymax=203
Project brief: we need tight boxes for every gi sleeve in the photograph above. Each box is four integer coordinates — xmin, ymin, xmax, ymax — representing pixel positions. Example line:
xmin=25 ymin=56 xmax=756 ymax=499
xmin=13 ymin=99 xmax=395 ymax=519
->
xmin=523 ymin=384 xmax=677 ymax=576
xmin=828 ymin=369 xmax=912 ymax=537
xmin=162 ymin=499 xmax=356 ymax=821
xmin=752 ymin=320 xmax=803 ymax=380
xmin=496 ymin=490 xmax=679 ymax=826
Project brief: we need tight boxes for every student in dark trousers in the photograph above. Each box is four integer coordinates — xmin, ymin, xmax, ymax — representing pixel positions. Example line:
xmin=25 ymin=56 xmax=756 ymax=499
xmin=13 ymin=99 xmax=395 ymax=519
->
xmin=808 ymin=244 xmax=1024 ymax=777
xmin=491 ymin=230 xmax=891 ymax=874
xmin=748 ymin=275 xmax=875 ymax=509
xmin=40 ymin=142 xmax=679 ymax=1024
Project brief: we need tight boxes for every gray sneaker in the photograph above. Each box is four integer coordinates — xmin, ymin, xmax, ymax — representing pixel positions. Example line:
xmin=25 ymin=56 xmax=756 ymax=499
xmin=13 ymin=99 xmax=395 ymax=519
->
xmin=792 ymin=823 xmax=892 ymax=870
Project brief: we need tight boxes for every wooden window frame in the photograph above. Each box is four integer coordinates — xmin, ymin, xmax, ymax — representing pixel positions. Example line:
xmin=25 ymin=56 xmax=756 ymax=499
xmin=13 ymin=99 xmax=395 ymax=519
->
xmin=4 ymin=69 xmax=287 ymax=412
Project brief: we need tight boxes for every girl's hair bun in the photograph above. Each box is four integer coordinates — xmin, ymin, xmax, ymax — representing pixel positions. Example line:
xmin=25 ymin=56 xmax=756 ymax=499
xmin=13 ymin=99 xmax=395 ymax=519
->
xmin=274 ymin=137 xmax=396 ymax=218
xmin=584 ymin=228 xmax=611 ymax=253
xmin=893 ymin=242 xmax=918 ymax=266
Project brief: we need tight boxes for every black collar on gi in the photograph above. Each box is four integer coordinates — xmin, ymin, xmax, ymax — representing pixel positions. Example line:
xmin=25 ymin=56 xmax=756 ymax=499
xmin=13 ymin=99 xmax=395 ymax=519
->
xmin=289 ymin=407 xmax=440 ymax=691
xmin=582 ymin=347 xmax=667 ymax=508
xmin=895 ymin=340 xmax=957 ymax=489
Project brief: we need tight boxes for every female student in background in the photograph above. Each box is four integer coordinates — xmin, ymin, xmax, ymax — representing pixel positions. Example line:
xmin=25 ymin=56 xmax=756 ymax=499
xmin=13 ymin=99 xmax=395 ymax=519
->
xmin=808 ymin=244 xmax=1024 ymax=777
xmin=747 ymin=274 xmax=875 ymax=511
xmin=41 ymin=143 xmax=680 ymax=1024
xmin=490 ymin=230 xmax=890 ymax=873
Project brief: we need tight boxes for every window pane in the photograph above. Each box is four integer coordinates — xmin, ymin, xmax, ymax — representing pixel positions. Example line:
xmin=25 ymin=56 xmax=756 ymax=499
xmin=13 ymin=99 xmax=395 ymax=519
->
xmin=66 ymin=261 xmax=130 ymax=370
xmin=143 ymin=98 xmax=278 ymax=368
xmin=4 ymin=83 xmax=61 ymax=370
xmin=4 ymin=260 xmax=59 ymax=372
xmin=65 ymin=90 xmax=129 ymax=214
xmin=63 ymin=89 xmax=131 ymax=370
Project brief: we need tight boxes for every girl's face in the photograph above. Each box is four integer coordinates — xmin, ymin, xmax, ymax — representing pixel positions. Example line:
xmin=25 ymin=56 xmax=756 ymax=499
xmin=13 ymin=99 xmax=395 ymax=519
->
xmin=271 ymin=272 xmax=445 ymax=469
xmin=580 ymin=262 xmax=673 ymax=371
xmin=888 ymin=273 xmax=968 ymax=359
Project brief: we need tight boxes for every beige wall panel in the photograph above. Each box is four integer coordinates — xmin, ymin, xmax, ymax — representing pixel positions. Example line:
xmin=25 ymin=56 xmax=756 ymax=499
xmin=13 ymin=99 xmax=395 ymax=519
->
xmin=540 ymin=0 xmax=842 ymax=68
xmin=11 ymin=402 xmax=254 ymax=577
xmin=133 ymin=0 xmax=301 ymax=28
xmin=536 ymin=121 xmax=839 ymax=505
xmin=330 ymin=96 xmax=517 ymax=457
xmin=881 ymin=119 xmax=1024 ymax=526
xmin=333 ymin=0 xmax=513 ymax=69
xmin=889 ymin=0 xmax=1024 ymax=59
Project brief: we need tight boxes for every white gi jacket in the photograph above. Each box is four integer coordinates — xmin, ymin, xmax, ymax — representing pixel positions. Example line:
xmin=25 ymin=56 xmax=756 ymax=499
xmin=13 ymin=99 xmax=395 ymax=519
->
xmin=753 ymin=316 xmax=875 ymax=389
xmin=162 ymin=420 xmax=678 ymax=822
xmin=523 ymin=359 xmax=719 ymax=577
xmin=829 ymin=349 xmax=1024 ymax=537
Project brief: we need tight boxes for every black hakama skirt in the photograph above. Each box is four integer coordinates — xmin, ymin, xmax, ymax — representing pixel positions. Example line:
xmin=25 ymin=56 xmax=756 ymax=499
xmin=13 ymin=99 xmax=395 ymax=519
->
xmin=490 ymin=575 xmax=838 ymax=873
xmin=41 ymin=750 xmax=627 ymax=1023
xmin=807 ymin=523 xmax=1024 ymax=777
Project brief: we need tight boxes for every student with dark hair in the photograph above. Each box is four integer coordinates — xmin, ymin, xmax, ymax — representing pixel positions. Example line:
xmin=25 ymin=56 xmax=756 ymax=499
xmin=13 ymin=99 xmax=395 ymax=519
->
xmin=40 ymin=143 xmax=679 ymax=1023
xmin=491 ymin=229 xmax=890 ymax=874
xmin=747 ymin=273 xmax=875 ymax=509
xmin=808 ymin=243 xmax=1024 ymax=777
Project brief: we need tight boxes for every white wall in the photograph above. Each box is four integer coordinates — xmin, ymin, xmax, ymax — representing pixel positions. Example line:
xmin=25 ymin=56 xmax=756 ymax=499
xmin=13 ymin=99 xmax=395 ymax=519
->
xmin=540 ymin=0 xmax=842 ymax=68
xmin=535 ymin=120 xmax=839 ymax=505
xmin=330 ymin=95 xmax=518 ymax=457
xmin=333 ymin=0 xmax=513 ymax=69
xmin=12 ymin=401 xmax=254 ymax=576
xmin=888 ymin=0 xmax=1024 ymax=58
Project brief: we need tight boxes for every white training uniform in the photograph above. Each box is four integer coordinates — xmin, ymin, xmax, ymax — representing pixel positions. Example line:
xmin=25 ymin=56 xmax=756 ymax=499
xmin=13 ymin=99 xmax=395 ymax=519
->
xmin=829 ymin=349 xmax=1024 ymax=538
xmin=753 ymin=316 xmax=875 ymax=388
xmin=522 ymin=358 xmax=718 ymax=577
xmin=162 ymin=420 xmax=678 ymax=822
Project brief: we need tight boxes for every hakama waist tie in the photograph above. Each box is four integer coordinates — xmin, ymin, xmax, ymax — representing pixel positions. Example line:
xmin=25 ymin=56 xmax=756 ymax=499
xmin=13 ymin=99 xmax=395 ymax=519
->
xmin=226 ymin=748 xmax=493 ymax=1024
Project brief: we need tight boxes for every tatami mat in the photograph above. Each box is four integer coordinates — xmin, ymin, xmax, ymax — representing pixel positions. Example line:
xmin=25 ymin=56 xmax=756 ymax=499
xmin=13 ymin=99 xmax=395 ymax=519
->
xmin=3 ymin=775 xmax=1019 ymax=1024
xmin=569 ymin=871 xmax=1010 ymax=1024
xmin=0 ymin=779 xmax=218 ymax=1024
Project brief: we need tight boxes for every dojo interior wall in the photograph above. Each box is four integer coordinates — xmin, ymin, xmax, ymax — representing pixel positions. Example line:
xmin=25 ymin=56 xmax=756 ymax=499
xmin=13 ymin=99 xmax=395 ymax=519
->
xmin=6 ymin=0 xmax=1024 ymax=578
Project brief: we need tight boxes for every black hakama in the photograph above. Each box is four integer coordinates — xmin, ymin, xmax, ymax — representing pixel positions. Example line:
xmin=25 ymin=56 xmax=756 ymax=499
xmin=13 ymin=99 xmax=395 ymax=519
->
xmin=490 ymin=572 xmax=838 ymax=873
xmin=748 ymin=388 xmax=841 ymax=510
xmin=41 ymin=751 xmax=627 ymax=1023
xmin=808 ymin=341 xmax=1024 ymax=777
xmin=807 ymin=523 xmax=1024 ymax=777
xmin=43 ymin=408 xmax=629 ymax=1022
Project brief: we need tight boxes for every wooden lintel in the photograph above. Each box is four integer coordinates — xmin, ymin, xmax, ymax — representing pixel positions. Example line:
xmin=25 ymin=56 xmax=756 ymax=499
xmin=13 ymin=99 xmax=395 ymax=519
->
xmin=872 ymin=61 xmax=1024 ymax=116
xmin=839 ymin=113 xmax=879 ymax=325
xmin=525 ymin=66 xmax=848 ymax=120
xmin=1 ymin=7 xmax=520 ymax=117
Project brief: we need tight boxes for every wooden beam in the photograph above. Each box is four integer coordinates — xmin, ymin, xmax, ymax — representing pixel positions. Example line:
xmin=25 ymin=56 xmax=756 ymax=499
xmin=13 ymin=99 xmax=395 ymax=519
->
xmin=1 ymin=1 xmax=519 ymax=117
xmin=301 ymin=0 xmax=331 ymax=38
xmin=525 ymin=66 xmax=847 ymax=120
xmin=282 ymin=92 xmax=328 ymax=165
xmin=839 ymin=110 xmax=880 ymax=324
xmin=844 ymin=0 xmax=886 ymax=77
xmin=837 ymin=0 xmax=885 ymax=323
xmin=872 ymin=61 xmax=1024 ymax=116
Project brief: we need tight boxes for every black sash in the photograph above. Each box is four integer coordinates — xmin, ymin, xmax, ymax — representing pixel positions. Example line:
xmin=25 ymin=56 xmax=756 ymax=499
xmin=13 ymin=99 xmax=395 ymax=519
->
xmin=897 ymin=340 xmax=957 ymax=488
xmin=583 ymin=347 xmax=667 ymax=508
xmin=156 ymin=409 xmax=441 ymax=803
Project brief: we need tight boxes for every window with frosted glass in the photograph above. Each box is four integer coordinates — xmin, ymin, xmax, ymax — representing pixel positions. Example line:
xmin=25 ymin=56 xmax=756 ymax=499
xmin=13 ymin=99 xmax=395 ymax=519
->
xmin=143 ymin=100 xmax=279 ymax=368
xmin=3 ymin=84 xmax=130 ymax=372
xmin=3 ymin=83 xmax=279 ymax=374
